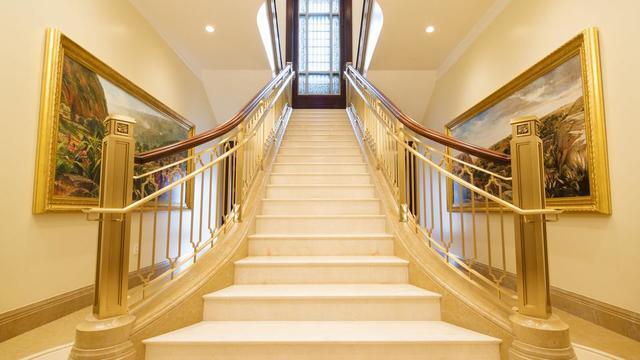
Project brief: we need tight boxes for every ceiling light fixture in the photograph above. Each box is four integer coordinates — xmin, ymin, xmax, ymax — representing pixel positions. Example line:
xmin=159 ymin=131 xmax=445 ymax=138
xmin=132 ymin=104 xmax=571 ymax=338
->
xmin=205 ymin=25 xmax=215 ymax=33
xmin=425 ymin=25 xmax=435 ymax=34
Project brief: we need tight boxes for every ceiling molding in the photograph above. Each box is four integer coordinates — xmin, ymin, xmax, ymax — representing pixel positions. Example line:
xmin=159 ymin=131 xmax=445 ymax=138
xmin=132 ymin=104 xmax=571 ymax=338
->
xmin=436 ymin=0 xmax=511 ymax=79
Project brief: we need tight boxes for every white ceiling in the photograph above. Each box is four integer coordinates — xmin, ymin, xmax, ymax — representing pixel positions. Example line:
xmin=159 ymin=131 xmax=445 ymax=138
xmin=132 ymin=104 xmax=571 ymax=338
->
xmin=370 ymin=0 xmax=496 ymax=71
xmin=129 ymin=0 xmax=271 ymax=75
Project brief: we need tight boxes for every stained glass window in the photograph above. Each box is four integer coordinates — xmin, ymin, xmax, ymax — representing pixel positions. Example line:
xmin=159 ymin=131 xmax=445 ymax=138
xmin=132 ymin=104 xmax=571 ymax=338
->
xmin=298 ymin=0 xmax=341 ymax=95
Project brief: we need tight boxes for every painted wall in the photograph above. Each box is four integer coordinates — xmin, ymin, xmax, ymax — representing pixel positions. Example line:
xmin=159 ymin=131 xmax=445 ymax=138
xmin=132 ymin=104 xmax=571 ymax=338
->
xmin=423 ymin=0 xmax=640 ymax=313
xmin=366 ymin=70 xmax=437 ymax=120
xmin=0 ymin=0 xmax=216 ymax=313
xmin=202 ymin=70 xmax=273 ymax=122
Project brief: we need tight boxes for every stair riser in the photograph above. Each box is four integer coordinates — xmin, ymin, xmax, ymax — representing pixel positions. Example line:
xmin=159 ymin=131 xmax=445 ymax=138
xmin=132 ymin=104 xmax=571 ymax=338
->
xmin=276 ymin=155 xmax=363 ymax=163
xmin=266 ymin=186 xmax=375 ymax=198
xmin=281 ymin=140 xmax=356 ymax=147
xmin=285 ymin=131 xmax=353 ymax=137
xmin=146 ymin=344 xmax=499 ymax=360
xmin=269 ymin=174 xmax=370 ymax=185
xmin=235 ymin=264 xmax=408 ymax=284
xmin=249 ymin=238 xmax=393 ymax=256
xmin=255 ymin=217 xmax=386 ymax=234
xmin=272 ymin=164 xmax=368 ymax=173
xmin=278 ymin=147 xmax=361 ymax=155
xmin=261 ymin=200 xmax=380 ymax=215
xmin=203 ymin=298 xmax=440 ymax=321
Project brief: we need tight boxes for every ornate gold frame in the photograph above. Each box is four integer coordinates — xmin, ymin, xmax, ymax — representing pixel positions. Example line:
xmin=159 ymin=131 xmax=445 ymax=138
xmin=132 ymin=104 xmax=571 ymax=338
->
xmin=445 ymin=27 xmax=611 ymax=214
xmin=33 ymin=29 xmax=195 ymax=213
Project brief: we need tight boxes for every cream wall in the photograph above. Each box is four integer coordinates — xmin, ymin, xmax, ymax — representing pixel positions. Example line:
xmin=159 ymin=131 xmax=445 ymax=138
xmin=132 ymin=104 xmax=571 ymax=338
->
xmin=0 ymin=0 xmax=216 ymax=313
xmin=424 ymin=0 xmax=640 ymax=312
xmin=202 ymin=70 xmax=273 ymax=122
xmin=367 ymin=70 xmax=437 ymax=120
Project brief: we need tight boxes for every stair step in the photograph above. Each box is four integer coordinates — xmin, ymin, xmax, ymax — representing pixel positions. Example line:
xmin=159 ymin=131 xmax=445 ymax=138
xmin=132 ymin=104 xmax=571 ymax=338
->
xmin=272 ymin=163 xmax=367 ymax=173
xmin=266 ymin=185 xmax=376 ymax=198
xmin=261 ymin=199 xmax=380 ymax=215
xmin=255 ymin=215 xmax=386 ymax=234
xmin=285 ymin=130 xmax=353 ymax=136
xmin=276 ymin=154 xmax=363 ymax=163
xmin=287 ymin=124 xmax=352 ymax=131
xmin=284 ymin=134 xmax=354 ymax=141
xmin=234 ymin=256 xmax=408 ymax=284
xmin=269 ymin=173 xmax=370 ymax=185
xmin=248 ymin=233 xmax=393 ymax=256
xmin=282 ymin=140 xmax=356 ymax=147
xmin=144 ymin=321 xmax=501 ymax=360
xmin=202 ymin=284 xmax=441 ymax=321
xmin=278 ymin=146 xmax=361 ymax=155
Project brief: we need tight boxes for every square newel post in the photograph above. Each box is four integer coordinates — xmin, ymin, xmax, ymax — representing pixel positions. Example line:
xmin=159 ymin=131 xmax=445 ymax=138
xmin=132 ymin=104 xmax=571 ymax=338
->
xmin=70 ymin=115 xmax=136 ymax=360
xmin=508 ymin=116 xmax=575 ymax=360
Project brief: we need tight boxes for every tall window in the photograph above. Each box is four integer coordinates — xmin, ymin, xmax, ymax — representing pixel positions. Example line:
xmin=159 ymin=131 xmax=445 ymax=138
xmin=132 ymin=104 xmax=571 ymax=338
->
xmin=298 ymin=0 xmax=341 ymax=95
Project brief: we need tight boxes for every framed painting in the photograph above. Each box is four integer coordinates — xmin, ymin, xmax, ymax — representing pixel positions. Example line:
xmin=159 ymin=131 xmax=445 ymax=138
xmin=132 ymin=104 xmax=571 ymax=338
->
xmin=33 ymin=29 xmax=195 ymax=213
xmin=445 ymin=28 xmax=611 ymax=214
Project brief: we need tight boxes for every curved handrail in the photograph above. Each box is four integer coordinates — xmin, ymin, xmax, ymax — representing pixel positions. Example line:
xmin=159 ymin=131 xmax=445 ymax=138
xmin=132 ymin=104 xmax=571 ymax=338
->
xmin=135 ymin=64 xmax=293 ymax=164
xmin=345 ymin=65 xmax=510 ymax=164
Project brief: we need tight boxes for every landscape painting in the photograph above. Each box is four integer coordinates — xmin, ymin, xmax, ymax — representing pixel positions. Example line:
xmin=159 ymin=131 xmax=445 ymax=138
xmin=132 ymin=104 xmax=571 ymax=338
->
xmin=445 ymin=28 xmax=611 ymax=213
xmin=34 ymin=29 xmax=194 ymax=213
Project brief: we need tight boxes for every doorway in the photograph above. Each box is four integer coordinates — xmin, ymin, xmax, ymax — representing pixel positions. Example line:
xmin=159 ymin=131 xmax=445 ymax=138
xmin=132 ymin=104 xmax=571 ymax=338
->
xmin=286 ymin=0 xmax=352 ymax=109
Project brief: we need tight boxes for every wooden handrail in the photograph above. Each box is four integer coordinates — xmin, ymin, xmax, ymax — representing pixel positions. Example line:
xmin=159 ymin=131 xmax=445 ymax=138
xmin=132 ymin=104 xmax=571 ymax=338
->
xmin=346 ymin=65 xmax=510 ymax=164
xmin=135 ymin=65 xmax=292 ymax=164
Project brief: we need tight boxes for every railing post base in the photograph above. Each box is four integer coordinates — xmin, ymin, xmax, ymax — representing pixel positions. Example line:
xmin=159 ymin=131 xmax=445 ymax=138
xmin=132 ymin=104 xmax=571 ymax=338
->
xmin=69 ymin=314 xmax=136 ymax=360
xmin=509 ymin=313 xmax=575 ymax=360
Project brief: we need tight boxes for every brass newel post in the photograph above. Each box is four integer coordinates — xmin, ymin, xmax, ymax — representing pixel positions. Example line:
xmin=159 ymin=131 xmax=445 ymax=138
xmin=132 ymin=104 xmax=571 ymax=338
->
xmin=508 ymin=116 xmax=575 ymax=360
xmin=70 ymin=115 xmax=136 ymax=360
xmin=396 ymin=122 xmax=408 ymax=222
xmin=510 ymin=116 xmax=551 ymax=318
xmin=234 ymin=124 xmax=246 ymax=222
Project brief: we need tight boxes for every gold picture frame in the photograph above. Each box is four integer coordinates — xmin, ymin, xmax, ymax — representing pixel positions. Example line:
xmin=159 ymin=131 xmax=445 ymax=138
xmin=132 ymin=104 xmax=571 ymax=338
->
xmin=445 ymin=27 xmax=611 ymax=214
xmin=33 ymin=29 xmax=195 ymax=213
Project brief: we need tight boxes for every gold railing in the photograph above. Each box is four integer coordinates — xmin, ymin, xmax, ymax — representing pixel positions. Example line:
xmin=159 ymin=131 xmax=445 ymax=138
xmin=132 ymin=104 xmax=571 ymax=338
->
xmin=345 ymin=65 xmax=561 ymax=319
xmin=78 ymin=65 xmax=293 ymax=327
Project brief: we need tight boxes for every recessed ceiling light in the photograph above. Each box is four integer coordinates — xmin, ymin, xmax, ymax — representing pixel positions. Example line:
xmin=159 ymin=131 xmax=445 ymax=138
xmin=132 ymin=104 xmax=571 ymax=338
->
xmin=425 ymin=25 xmax=435 ymax=34
xmin=205 ymin=25 xmax=215 ymax=33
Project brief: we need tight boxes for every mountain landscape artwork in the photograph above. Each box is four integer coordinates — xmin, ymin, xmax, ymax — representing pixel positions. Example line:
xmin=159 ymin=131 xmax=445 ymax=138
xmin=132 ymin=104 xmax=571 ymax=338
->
xmin=448 ymin=54 xmax=590 ymax=208
xmin=53 ymin=55 xmax=193 ymax=206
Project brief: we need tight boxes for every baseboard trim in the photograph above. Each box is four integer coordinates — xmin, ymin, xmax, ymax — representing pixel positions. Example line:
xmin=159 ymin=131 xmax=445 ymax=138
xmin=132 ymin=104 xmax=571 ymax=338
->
xmin=470 ymin=262 xmax=640 ymax=341
xmin=0 ymin=260 xmax=170 ymax=342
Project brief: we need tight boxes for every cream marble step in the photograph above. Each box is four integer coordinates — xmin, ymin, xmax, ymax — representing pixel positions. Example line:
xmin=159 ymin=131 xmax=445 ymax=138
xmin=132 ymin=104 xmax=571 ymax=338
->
xmin=276 ymin=154 xmax=363 ymax=163
xmin=261 ymin=199 xmax=380 ymax=215
xmin=248 ymin=234 xmax=393 ymax=256
xmin=265 ymin=184 xmax=376 ymax=198
xmin=281 ymin=140 xmax=356 ymax=147
xmin=284 ymin=134 xmax=354 ymax=141
xmin=255 ymin=215 xmax=386 ymax=234
xmin=284 ymin=130 xmax=354 ymax=137
xmin=272 ymin=163 xmax=367 ymax=173
xmin=234 ymin=256 xmax=408 ymax=284
xmin=202 ymin=284 xmax=441 ymax=321
xmin=269 ymin=173 xmax=370 ymax=185
xmin=144 ymin=321 xmax=501 ymax=360
xmin=286 ymin=124 xmax=352 ymax=131
xmin=289 ymin=120 xmax=350 ymax=126
xmin=278 ymin=146 xmax=361 ymax=155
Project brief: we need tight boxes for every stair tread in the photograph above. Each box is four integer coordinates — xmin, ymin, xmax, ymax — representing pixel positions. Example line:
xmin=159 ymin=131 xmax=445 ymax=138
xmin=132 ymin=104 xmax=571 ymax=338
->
xmin=235 ymin=256 xmax=407 ymax=266
xmin=261 ymin=198 xmax=379 ymax=201
xmin=256 ymin=214 xmax=385 ymax=219
xmin=144 ymin=321 xmax=501 ymax=344
xmin=248 ymin=233 xmax=393 ymax=239
xmin=203 ymin=284 xmax=440 ymax=300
